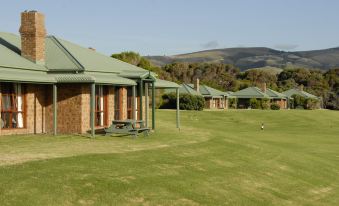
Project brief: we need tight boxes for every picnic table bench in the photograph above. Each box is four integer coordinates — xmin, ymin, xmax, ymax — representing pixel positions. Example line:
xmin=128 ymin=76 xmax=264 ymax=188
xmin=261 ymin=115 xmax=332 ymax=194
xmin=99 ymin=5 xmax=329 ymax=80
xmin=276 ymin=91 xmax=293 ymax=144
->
xmin=104 ymin=119 xmax=150 ymax=137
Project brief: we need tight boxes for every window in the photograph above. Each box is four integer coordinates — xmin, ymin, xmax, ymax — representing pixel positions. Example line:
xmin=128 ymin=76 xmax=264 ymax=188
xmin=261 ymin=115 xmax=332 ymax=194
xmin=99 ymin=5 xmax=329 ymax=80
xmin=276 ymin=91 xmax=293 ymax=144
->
xmin=114 ymin=87 xmax=121 ymax=120
xmin=127 ymin=87 xmax=140 ymax=119
xmin=127 ymin=87 xmax=133 ymax=119
xmin=1 ymin=83 xmax=25 ymax=129
xmin=95 ymin=85 xmax=107 ymax=126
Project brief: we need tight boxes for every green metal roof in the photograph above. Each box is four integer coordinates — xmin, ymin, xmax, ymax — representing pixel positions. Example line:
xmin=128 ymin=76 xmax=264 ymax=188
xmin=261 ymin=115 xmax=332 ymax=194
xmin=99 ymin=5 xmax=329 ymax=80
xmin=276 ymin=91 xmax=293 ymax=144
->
xmin=187 ymin=84 xmax=225 ymax=98
xmin=224 ymin=91 xmax=236 ymax=98
xmin=52 ymin=74 xmax=94 ymax=83
xmin=155 ymin=79 xmax=180 ymax=88
xmin=45 ymin=36 xmax=83 ymax=71
xmin=0 ymin=67 xmax=56 ymax=83
xmin=0 ymin=32 xmax=158 ymax=84
xmin=265 ymin=88 xmax=288 ymax=99
xmin=88 ymin=72 xmax=137 ymax=85
xmin=52 ymin=72 xmax=137 ymax=85
xmin=0 ymin=33 xmax=47 ymax=71
xmin=180 ymin=84 xmax=201 ymax=95
xmin=55 ymin=37 xmax=148 ymax=74
xmin=232 ymin=87 xmax=270 ymax=99
xmin=201 ymin=85 xmax=224 ymax=98
xmin=282 ymin=88 xmax=318 ymax=99
xmin=0 ymin=32 xmax=149 ymax=73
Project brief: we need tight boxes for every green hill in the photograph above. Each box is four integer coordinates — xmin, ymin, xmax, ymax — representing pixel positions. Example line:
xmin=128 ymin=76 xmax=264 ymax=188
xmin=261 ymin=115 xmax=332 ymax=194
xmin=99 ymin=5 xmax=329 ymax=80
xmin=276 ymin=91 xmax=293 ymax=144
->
xmin=145 ymin=47 xmax=339 ymax=71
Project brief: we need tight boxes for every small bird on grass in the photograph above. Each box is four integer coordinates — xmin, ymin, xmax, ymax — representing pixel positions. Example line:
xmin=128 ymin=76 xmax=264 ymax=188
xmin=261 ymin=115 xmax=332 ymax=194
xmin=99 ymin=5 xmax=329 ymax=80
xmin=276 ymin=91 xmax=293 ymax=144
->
xmin=261 ymin=123 xmax=264 ymax=130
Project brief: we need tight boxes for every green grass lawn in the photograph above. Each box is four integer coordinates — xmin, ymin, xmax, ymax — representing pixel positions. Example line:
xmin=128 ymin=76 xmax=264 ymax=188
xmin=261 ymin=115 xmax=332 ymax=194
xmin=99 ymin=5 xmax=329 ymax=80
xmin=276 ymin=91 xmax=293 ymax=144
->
xmin=0 ymin=110 xmax=338 ymax=205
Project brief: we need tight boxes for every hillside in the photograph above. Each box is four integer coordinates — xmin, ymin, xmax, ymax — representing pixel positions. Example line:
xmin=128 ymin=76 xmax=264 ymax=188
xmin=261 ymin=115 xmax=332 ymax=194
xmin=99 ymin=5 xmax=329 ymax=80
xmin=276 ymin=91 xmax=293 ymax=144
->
xmin=145 ymin=47 xmax=339 ymax=71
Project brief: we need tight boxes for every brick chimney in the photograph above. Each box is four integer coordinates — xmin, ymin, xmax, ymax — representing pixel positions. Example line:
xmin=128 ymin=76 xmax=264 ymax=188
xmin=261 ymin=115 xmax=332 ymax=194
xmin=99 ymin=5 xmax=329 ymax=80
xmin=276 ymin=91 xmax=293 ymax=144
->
xmin=260 ymin=82 xmax=267 ymax=93
xmin=19 ymin=10 xmax=46 ymax=64
xmin=194 ymin=78 xmax=200 ymax=93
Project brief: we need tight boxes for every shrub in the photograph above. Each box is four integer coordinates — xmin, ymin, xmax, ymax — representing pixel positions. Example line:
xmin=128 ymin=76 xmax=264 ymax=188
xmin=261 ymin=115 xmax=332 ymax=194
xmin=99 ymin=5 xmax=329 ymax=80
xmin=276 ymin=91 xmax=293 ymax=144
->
xmin=160 ymin=92 xmax=205 ymax=111
xmin=261 ymin=98 xmax=270 ymax=110
xmin=229 ymin=98 xmax=237 ymax=109
xmin=292 ymin=94 xmax=306 ymax=109
xmin=249 ymin=98 xmax=260 ymax=109
xmin=179 ymin=94 xmax=205 ymax=110
xmin=160 ymin=93 xmax=177 ymax=109
xmin=305 ymin=98 xmax=319 ymax=110
xmin=270 ymin=103 xmax=280 ymax=110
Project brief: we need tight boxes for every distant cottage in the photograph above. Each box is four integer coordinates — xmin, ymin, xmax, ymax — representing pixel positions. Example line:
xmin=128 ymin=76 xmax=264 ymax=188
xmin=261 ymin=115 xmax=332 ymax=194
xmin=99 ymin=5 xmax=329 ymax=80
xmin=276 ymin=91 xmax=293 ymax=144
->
xmin=177 ymin=79 xmax=233 ymax=109
xmin=232 ymin=83 xmax=288 ymax=109
xmin=0 ymin=11 xmax=180 ymax=137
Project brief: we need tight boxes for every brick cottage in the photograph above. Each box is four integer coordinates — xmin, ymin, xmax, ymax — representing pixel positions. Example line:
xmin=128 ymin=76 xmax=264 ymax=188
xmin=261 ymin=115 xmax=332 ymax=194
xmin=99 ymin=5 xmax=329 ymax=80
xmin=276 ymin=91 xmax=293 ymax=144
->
xmin=0 ymin=11 xmax=180 ymax=137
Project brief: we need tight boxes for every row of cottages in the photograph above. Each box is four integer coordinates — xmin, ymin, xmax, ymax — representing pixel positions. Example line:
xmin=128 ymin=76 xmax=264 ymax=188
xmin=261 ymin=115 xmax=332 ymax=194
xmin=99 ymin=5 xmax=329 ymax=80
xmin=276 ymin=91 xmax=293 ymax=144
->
xmin=231 ymin=84 xmax=320 ymax=109
xmin=231 ymin=83 xmax=289 ymax=109
xmin=178 ymin=79 xmax=232 ymax=109
xmin=0 ymin=11 xmax=180 ymax=137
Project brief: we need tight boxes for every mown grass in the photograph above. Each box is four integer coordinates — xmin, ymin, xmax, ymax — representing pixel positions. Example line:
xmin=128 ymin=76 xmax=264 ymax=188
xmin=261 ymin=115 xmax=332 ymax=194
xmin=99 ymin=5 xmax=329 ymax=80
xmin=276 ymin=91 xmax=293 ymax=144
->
xmin=0 ymin=110 xmax=338 ymax=205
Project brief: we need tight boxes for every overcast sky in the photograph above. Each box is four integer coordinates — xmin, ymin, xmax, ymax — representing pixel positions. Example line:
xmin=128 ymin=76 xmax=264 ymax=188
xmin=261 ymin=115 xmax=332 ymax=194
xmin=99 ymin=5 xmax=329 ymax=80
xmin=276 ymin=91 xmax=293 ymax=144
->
xmin=1 ymin=0 xmax=338 ymax=55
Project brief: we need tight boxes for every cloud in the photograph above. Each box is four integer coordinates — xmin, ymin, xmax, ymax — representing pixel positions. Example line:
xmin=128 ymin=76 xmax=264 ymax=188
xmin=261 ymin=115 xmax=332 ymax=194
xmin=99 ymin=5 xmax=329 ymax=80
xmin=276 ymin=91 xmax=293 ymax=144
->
xmin=201 ymin=41 xmax=220 ymax=49
xmin=274 ymin=44 xmax=299 ymax=50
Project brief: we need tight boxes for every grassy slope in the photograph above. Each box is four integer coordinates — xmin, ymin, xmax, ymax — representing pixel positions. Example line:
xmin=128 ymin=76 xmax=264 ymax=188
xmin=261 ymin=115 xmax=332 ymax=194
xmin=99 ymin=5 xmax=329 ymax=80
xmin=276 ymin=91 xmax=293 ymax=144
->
xmin=0 ymin=110 xmax=338 ymax=205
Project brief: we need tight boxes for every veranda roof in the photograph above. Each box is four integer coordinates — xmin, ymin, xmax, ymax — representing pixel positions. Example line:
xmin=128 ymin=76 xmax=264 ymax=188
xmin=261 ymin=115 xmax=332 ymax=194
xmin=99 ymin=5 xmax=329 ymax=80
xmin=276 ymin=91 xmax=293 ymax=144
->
xmin=155 ymin=79 xmax=180 ymax=88
xmin=0 ymin=67 xmax=56 ymax=83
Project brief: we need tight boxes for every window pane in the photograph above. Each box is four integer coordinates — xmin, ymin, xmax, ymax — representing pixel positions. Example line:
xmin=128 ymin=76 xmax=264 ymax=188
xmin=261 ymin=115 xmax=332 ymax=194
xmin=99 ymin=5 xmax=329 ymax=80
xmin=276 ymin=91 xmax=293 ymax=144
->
xmin=12 ymin=113 xmax=18 ymax=128
xmin=1 ymin=95 xmax=11 ymax=110
xmin=17 ymin=112 xmax=24 ymax=128
xmin=94 ymin=86 xmax=106 ymax=126
xmin=95 ymin=112 xmax=100 ymax=126
xmin=1 ymin=112 xmax=10 ymax=128
xmin=1 ymin=83 xmax=24 ymax=129
xmin=114 ymin=87 xmax=120 ymax=120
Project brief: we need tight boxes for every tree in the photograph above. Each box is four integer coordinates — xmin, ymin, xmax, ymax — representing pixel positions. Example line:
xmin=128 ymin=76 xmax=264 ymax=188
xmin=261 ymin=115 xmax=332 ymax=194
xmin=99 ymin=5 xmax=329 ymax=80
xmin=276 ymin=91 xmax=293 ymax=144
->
xmin=111 ymin=51 xmax=162 ymax=74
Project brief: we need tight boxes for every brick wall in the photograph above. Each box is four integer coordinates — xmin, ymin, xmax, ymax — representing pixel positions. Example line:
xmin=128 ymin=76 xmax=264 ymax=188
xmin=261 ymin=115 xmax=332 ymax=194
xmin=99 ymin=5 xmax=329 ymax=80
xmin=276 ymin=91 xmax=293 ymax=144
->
xmin=121 ymin=87 xmax=128 ymax=120
xmin=46 ymin=84 xmax=117 ymax=135
xmin=205 ymin=98 xmax=212 ymax=109
xmin=80 ymin=85 xmax=90 ymax=133
xmin=55 ymin=84 xmax=83 ymax=134
xmin=274 ymin=99 xmax=287 ymax=109
xmin=107 ymin=86 xmax=115 ymax=125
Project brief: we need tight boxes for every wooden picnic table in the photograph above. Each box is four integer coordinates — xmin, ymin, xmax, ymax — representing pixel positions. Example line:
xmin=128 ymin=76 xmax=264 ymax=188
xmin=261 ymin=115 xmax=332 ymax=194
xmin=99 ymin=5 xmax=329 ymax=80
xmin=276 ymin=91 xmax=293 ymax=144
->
xmin=104 ymin=119 xmax=150 ymax=137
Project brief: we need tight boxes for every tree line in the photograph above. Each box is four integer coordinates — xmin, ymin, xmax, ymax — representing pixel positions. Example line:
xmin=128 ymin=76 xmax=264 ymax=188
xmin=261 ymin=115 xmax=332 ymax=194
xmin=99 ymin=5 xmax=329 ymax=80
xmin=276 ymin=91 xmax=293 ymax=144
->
xmin=112 ymin=51 xmax=339 ymax=110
